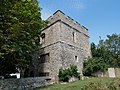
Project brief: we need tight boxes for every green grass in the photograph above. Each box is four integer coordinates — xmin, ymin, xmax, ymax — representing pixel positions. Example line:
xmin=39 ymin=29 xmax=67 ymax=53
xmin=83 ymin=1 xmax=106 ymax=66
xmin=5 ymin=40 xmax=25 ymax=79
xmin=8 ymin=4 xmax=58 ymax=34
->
xmin=34 ymin=77 xmax=117 ymax=90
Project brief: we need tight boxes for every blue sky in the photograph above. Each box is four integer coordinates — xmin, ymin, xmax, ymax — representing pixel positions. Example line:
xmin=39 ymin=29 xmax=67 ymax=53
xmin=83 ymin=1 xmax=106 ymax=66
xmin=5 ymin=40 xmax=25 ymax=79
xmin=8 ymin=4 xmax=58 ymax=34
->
xmin=38 ymin=0 xmax=120 ymax=44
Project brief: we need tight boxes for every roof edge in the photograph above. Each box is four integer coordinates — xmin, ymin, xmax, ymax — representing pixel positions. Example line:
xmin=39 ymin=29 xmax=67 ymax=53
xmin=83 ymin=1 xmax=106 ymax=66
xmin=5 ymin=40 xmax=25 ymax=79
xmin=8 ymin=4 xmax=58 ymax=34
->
xmin=53 ymin=10 xmax=65 ymax=15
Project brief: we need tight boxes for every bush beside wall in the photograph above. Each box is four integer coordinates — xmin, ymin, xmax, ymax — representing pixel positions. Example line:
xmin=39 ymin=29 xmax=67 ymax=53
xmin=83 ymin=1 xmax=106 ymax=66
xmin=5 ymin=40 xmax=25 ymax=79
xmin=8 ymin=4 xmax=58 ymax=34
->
xmin=58 ymin=65 xmax=80 ymax=82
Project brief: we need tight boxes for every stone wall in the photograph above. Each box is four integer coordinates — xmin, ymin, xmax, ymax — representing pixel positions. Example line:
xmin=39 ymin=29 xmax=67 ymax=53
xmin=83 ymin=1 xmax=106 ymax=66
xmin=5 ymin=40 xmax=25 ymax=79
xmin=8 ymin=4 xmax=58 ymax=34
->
xmin=59 ymin=21 xmax=90 ymax=56
xmin=0 ymin=77 xmax=52 ymax=90
xmin=59 ymin=41 xmax=85 ymax=74
xmin=92 ymin=68 xmax=120 ymax=78
xmin=47 ymin=10 xmax=89 ymax=36
xmin=44 ymin=10 xmax=91 ymax=57
xmin=39 ymin=42 xmax=62 ymax=82
xmin=39 ymin=10 xmax=91 ymax=82
xmin=115 ymin=68 xmax=120 ymax=77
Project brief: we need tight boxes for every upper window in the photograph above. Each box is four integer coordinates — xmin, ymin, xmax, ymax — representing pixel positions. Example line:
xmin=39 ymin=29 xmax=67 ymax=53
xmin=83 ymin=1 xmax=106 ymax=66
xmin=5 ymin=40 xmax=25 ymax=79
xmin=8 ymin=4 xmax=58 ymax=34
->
xmin=41 ymin=33 xmax=45 ymax=43
xmin=72 ymin=32 xmax=76 ymax=42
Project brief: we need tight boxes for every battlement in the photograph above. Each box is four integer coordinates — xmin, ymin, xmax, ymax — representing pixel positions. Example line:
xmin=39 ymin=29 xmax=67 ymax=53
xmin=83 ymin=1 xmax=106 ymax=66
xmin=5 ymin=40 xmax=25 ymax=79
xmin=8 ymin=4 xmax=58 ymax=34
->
xmin=47 ymin=10 xmax=89 ymax=36
xmin=40 ymin=10 xmax=91 ymax=82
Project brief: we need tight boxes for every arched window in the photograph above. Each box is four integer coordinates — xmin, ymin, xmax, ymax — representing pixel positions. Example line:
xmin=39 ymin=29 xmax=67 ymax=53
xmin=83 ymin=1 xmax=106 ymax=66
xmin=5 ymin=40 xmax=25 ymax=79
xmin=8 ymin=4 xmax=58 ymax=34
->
xmin=41 ymin=33 xmax=45 ymax=43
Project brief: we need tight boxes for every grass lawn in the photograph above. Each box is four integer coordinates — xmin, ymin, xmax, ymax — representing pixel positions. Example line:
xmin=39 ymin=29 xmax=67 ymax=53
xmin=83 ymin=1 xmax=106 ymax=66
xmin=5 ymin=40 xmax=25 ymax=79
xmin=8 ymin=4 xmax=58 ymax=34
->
xmin=34 ymin=77 xmax=117 ymax=90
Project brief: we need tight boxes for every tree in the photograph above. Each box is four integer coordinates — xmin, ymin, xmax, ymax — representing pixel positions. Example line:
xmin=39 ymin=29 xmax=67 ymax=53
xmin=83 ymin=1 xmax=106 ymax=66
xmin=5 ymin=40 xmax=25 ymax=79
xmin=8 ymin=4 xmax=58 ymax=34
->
xmin=83 ymin=34 xmax=120 ymax=76
xmin=0 ymin=0 xmax=47 ymax=76
xmin=105 ymin=34 xmax=120 ymax=67
xmin=83 ymin=57 xmax=109 ymax=76
xmin=97 ymin=34 xmax=120 ymax=67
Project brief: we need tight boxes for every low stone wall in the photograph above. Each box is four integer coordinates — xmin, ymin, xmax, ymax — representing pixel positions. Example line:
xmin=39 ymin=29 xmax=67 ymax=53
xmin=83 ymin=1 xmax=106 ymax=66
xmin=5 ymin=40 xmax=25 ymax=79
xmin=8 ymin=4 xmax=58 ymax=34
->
xmin=92 ymin=68 xmax=120 ymax=78
xmin=115 ymin=68 xmax=120 ymax=77
xmin=0 ymin=77 xmax=52 ymax=90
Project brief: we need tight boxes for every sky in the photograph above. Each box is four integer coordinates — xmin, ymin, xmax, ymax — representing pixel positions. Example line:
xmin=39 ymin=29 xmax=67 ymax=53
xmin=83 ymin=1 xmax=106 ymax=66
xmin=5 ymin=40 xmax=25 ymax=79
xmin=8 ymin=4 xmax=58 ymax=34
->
xmin=38 ymin=0 xmax=120 ymax=44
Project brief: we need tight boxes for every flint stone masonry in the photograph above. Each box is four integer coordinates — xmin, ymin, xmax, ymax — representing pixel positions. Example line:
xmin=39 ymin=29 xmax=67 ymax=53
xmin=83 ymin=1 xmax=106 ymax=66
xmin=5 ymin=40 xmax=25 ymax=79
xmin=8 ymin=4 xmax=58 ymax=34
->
xmin=47 ymin=10 xmax=89 ymax=36
xmin=0 ymin=77 xmax=52 ymax=90
xmin=39 ymin=10 xmax=91 ymax=82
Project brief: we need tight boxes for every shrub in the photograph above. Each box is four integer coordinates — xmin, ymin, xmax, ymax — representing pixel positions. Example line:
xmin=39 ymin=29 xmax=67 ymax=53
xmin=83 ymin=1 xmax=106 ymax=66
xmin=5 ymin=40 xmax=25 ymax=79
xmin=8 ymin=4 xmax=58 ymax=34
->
xmin=83 ymin=57 xmax=109 ymax=76
xmin=58 ymin=65 xmax=80 ymax=82
xmin=81 ymin=79 xmax=120 ymax=90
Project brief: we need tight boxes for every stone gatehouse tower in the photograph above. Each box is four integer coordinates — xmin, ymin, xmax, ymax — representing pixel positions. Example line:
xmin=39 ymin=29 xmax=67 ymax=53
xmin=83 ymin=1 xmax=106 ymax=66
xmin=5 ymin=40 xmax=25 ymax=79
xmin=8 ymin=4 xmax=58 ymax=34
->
xmin=39 ymin=10 xmax=91 ymax=81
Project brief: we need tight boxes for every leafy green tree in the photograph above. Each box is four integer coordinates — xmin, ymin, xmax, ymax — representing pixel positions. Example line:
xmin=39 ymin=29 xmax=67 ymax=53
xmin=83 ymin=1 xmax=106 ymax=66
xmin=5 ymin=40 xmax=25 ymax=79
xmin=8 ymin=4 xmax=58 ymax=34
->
xmin=0 ymin=0 xmax=47 ymax=76
xmin=91 ymin=42 xmax=97 ymax=57
xmin=83 ymin=34 xmax=120 ymax=76
xmin=83 ymin=57 xmax=109 ymax=76
xmin=97 ymin=34 xmax=120 ymax=67
xmin=104 ymin=34 xmax=120 ymax=67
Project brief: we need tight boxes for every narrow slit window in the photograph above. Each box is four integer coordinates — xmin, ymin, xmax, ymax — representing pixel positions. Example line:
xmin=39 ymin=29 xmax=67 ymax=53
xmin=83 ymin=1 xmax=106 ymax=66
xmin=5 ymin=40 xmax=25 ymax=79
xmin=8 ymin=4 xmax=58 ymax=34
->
xmin=75 ymin=56 xmax=78 ymax=62
xmin=72 ymin=32 xmax=76 ymax=42
xmin=73 ymin=32 xmax=74 ymax=42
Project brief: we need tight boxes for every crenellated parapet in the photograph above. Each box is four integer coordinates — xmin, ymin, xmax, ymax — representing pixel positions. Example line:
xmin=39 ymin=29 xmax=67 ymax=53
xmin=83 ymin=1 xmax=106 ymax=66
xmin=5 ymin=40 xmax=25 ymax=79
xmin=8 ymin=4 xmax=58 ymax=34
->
xmin=47 ymin=10 xmax=89 ymax=37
